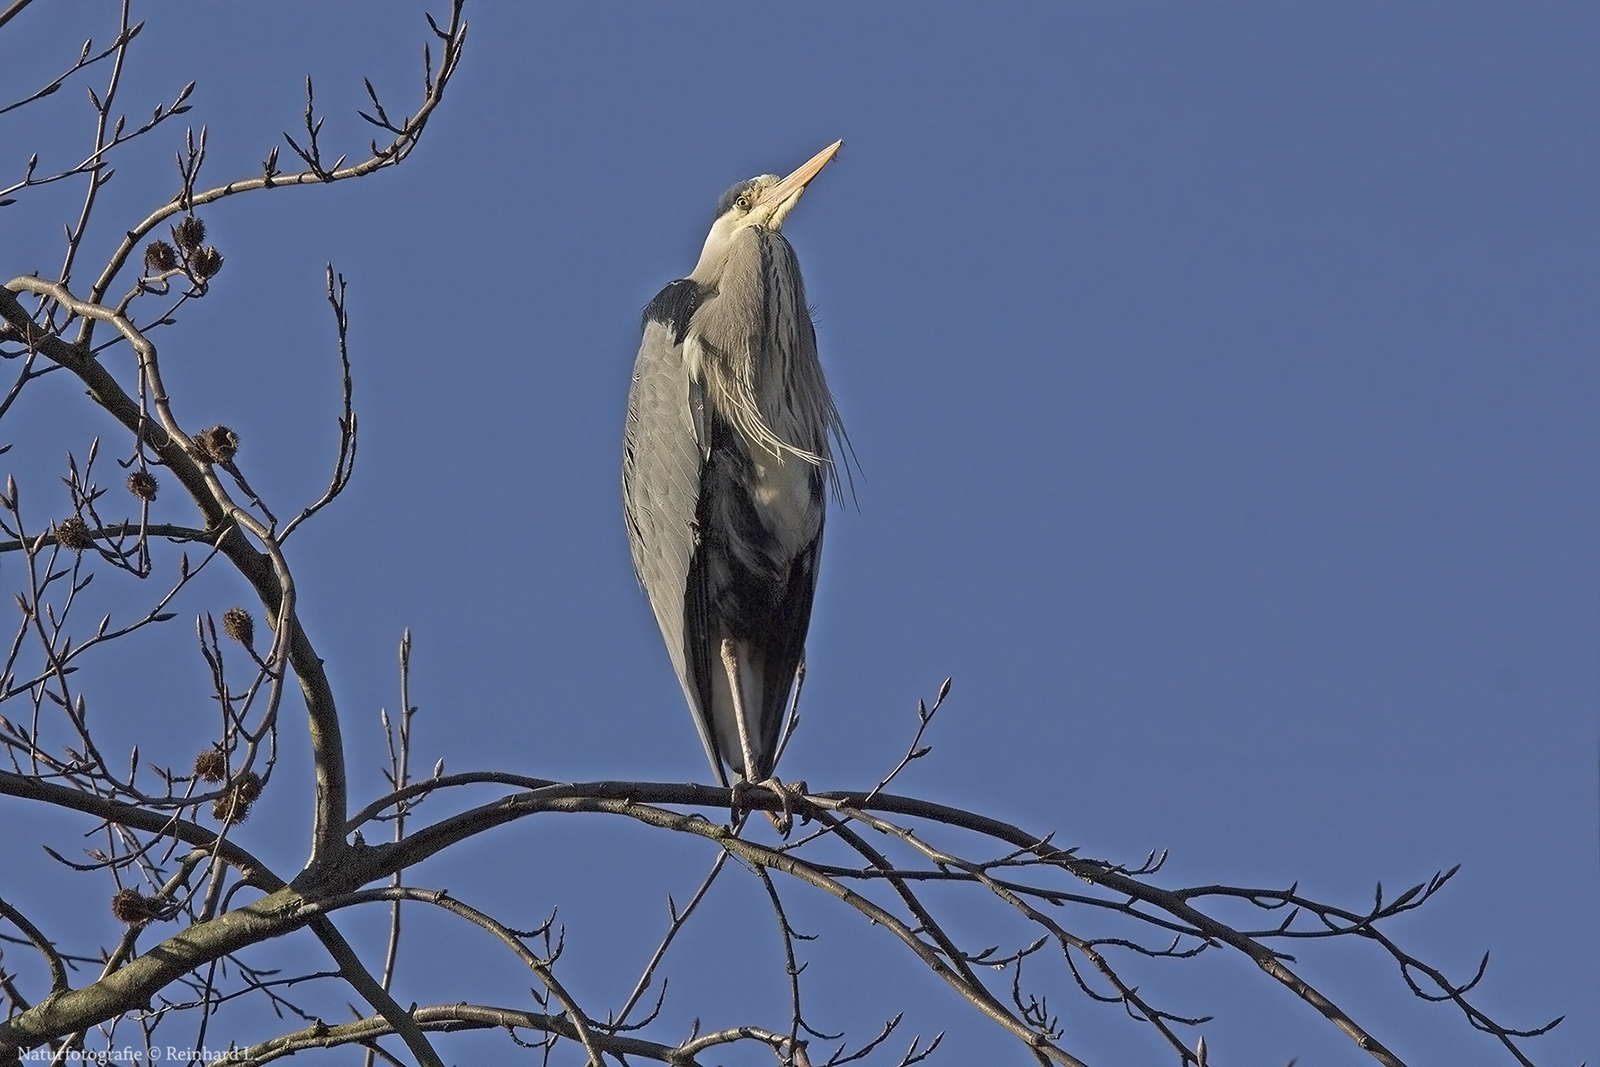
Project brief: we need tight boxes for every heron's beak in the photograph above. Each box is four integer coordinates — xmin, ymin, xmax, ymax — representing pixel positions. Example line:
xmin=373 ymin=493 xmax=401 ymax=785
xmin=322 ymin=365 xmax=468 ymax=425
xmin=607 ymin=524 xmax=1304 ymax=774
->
xmin=758 ymin=140 xmax=843 ymax=228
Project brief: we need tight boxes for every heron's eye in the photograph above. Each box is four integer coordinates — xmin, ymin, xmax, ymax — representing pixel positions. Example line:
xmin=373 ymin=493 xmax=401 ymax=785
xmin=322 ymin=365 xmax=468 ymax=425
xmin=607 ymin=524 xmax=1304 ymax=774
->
xmin=735 ymin=194 xmax=751 ymax=211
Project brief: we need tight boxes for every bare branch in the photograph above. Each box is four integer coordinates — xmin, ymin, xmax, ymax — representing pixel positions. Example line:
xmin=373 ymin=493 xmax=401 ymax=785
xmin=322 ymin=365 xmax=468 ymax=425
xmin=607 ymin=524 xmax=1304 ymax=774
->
xmin=0 ymin=896 xmax=68 ymax=995
xmin=81 ymin=1 xmax=469 ymax=317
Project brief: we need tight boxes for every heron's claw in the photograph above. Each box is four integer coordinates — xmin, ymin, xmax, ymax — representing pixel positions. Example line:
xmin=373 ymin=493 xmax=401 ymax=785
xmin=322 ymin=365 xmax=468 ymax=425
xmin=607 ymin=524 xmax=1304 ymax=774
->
xmin=731 ymin=777 xmax=808 ymax=836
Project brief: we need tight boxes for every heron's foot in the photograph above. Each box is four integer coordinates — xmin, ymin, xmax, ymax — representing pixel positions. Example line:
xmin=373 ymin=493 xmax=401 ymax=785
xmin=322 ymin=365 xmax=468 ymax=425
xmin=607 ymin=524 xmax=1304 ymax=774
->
xmin=731 ymin=777 xmax=808 ymax=836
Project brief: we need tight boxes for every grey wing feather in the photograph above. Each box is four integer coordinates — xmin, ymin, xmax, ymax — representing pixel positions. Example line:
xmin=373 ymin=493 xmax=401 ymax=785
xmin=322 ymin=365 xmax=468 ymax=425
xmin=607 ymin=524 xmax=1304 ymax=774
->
xmin=622 ymin=320 xmax=726 ymax=786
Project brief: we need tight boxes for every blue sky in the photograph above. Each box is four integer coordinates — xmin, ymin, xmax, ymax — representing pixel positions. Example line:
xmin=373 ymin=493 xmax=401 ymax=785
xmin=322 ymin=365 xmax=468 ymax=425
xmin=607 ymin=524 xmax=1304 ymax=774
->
xmin=2 ymin=3 xmax=1596 ymax=1064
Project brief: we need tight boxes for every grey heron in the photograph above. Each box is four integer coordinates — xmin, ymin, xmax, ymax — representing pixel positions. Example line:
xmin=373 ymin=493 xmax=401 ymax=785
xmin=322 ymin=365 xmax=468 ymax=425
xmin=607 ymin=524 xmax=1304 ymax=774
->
xmin=623 ymin=141 xmax=847 ymax=826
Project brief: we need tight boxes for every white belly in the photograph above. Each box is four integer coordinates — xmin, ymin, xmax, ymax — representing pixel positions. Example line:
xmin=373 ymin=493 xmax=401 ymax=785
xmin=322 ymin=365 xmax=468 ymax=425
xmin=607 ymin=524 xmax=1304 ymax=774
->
xmin=747 ymin=443 xmax=819 ymax=556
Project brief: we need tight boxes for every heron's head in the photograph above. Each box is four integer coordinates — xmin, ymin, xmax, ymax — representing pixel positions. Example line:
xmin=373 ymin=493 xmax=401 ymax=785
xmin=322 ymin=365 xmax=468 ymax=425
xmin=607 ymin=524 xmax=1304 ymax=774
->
xmin=693 ymin=141 xmax=841 ymax=276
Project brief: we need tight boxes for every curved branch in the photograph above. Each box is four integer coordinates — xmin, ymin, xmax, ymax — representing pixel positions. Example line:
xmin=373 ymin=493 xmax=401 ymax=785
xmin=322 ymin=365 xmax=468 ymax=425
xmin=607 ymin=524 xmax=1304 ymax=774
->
xmin=820 ymin=794 xmax=1406 ymax=1066
xmin=0 ymin=896 xmax=67 ymax=996
xmin=0 ymin=521 xmax=213 ymax=554
xmin=82 ymin=1 xmax=468 ymax=312
xmin=279 ymin=266 xmax=357 ymax=542
xmin=0 ymin=280 xmax=346 ymax=865
xmin=236 ymin=1002 xmax=706 ymax=1066
xmin=376 ymin=784 xmax=1085 ymax=1064
xmin=0 ymin=768 xmax=276 ymax=882
xmin=0 ymin=883 xmax=307 ymax=1057
xmin=0 ymin=764 xmax=1550 ymax=1064
xmin=312 ymin=888 xmax=602 ymax=1065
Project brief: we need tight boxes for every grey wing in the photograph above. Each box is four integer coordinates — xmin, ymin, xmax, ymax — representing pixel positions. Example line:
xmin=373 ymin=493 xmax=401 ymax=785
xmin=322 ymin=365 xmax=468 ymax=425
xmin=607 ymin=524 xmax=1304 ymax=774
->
xmin=622 ymin=317 xmax=725 ymax=785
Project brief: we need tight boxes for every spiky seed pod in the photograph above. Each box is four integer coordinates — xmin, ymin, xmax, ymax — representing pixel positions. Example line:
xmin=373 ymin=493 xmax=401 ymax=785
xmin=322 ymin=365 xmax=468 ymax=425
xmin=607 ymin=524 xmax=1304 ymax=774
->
xmin=143 ymin=240 xmax=178 ymax=274
xmin=127 ymin=469 xmax=159 ymax=501
xmin=190 ymin=246 xmax=224 ymax=280
xmin=234 ymin=769 xmax=263 ymax=804
xmin=212 ymin=788 xmax=252 ymax=825
xmin=221 ymin=606 xmax=254 ymax=646
xmin=53 ymin=515 xmax=93 ymax=552
xmin=110 ymin=887 xmax=164 ymax=926
xmin=193 ymin=425 xmax=239 ymax=464
xmin=173 ymin=214 xmax=206 ymax=252
xmin=193 ymin=748 xmax=226 ymax=782
xmin=212 ymin=769 xmax=263 ymax=824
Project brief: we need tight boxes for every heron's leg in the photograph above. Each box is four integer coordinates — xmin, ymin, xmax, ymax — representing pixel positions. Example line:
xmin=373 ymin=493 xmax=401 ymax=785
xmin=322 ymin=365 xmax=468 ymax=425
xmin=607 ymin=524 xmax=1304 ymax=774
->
xmin=761 ymin=779 xmax=806 ymax=836
xmin=768 ymin=657 xmax=806 ymax=773
xmin=720 ymin=638 xmax=761 ymax=788
xmin=720 ymin=639 xmax=803 ymax=835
